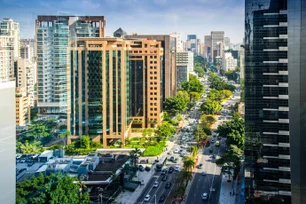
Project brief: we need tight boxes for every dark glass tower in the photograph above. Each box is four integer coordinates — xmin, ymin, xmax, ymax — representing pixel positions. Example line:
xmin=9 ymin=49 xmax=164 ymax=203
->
xmin=245 ymin=0 xmax=291 ymax=203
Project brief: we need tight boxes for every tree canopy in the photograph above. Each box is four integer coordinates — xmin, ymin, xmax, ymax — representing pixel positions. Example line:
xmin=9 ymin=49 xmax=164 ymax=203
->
xmin=208 ymin=72 xmax=236 ymax=92
xmin=155 ymin=122 xmax=176 ymax=140
xmin=163 ymin=95 xmax=189 ymax=114
xmin=181 ymin=75 xmax=205 ymax=94
xmin=200 ymin=98 xmax=222 ymax=114
xmin=16 ymin=174 xmax=91 ymax=204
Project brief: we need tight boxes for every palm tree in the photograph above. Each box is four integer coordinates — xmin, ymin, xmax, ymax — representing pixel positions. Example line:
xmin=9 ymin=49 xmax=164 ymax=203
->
xmin=58 ymin=130 xmax=71 ymax=147
xmin=191 ymin=146 xmax=199 ymax=158
xmin=181 ymin=169 xmax=193 ymax=187
xmin=183 ymin=156 xmax=196 ymax=172
xmin=130 ymin=148 xmax=142 ymax=167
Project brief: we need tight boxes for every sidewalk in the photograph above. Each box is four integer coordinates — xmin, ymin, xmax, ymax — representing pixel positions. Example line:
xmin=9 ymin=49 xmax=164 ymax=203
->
xmin=219 ymin=174 xmax=236 ymax=204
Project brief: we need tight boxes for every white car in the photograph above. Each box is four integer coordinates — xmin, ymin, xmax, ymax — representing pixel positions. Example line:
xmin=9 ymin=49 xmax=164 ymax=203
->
xmin=174 ymin=165 xmax=180 ymax=171
xmin=202 ymin=171 xmax=207 ymax=176
xmin=202 ymin=192 xmax=208 ymax=200
xmin=174 ymin=148 xmax=179 ymax=153
xmin=144 ymin=194 xmax=151 ymax=202
xmin=153 ymin=181 xmax=159 ymax=188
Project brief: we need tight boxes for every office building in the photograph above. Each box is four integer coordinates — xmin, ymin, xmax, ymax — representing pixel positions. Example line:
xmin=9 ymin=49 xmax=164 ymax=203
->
xmin=0 ymin=18 xmax=20 ymax=59
xmin=222 ymin=51 xmax=237 ymax=71
xmin=0 ymin=81 xmax=16 ymax=204
xmin=211 ymin=31 xmax=225 ymax=61
xmin=187 ymin=34 xmax=197 ymax=54
xmin=68 ymin=38 xmax=131 ymax=147
xmin=126 ymin=34 xmax=176 ymax=98
xmin=113 ymin=27 xmax=127 ymax=38
xmin=176 ymin=51 xmax=194 ymax=73
xmin=36 ymin=15 xmax=105 ymax=115
xmin=244 ymin=0 xmax=291 ymax=203
xmin=129 ymin=39 xmax=163 ymax=129
xmin=204 ymin=35 xmax=212 ymax=62
xmin=15 ymin=58 xmax=34 ymax=106
xmin=0 ymin=36 xmax=14 ymax=81
xmin=15 ymin=87 xmax=30 ymax=126
xmin=170 ymin=32 xmax=183 ymax=52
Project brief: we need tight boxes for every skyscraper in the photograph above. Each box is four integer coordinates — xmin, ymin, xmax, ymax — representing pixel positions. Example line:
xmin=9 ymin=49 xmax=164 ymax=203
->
xmin=0 ymin=18 xmax=20 ymax=59
xmin=170 ymin=32 xmax=183 ymax=52
xmin=244 ymin=0 xmax=291 ymax=202
xmin=36 ymin=16 xmax=105 ymax=115
xmin=0 ymin=36 xmax=14 ymax=81
xmin=204 ymin=35 xmax=212 ymax=62
xmin=68 ymin=38 xmax=131 ymax=147
xmin=211 ymin=31 xmax=224 ymax=61
xmin=187 ymin=34 xmax=197 ymax=53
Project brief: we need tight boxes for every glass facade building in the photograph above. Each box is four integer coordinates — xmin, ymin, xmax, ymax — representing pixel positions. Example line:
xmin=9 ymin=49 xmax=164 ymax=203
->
xmin=68 ymin=38 xmax=131 ymax=147
xmin=244 ymin=0 xmax=298 ymax=203
xmin=36 ymin=16 xmax=105 ymax=115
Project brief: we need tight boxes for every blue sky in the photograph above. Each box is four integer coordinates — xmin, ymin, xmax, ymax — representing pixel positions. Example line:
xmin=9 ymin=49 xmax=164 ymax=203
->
xmin=0 ymin=0 xmax=244 ymax=43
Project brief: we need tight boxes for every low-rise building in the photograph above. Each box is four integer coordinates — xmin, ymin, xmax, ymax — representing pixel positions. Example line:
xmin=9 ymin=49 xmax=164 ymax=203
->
xmin=222 ymin=51 xmax=237 ymax=71
xmin=15 ymin=87 xmax=30 ymax=126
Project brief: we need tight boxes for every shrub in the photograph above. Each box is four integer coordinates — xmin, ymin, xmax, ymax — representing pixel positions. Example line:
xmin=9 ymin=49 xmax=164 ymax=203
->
xmin=145 ymin=166 xmax=151 ymax=171
xmin=143 ymin=142 xmax=166 ymax=156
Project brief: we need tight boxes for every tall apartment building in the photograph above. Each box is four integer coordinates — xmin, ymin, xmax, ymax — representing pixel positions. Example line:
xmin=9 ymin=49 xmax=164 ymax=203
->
xmin=36 ymin=16 xmax=105 ymax=115
xmin=0 ymin=81 xmax=16 ymax=204
xmin=222 ymin=51 xmax=237 ymax=71
xmin=68 ymin=38 xmax=131 ymax=147
xmin=15 ymin=87 xmax=30 ymax=126
xmin=20 ymin=39 xmax=35 ymax=62
xmin=244 ymin=0 xmax=291 ymax=203
xmin=239 ymin=45 xmax=244 ymax=79
xmin=15 ymin=58 xmax=34 ymax=106
xmin=0 ymin=36 xmax=14 ymax=81
xmin=170 ymin=32 xmax=183 ymax=52
xmin=126 ymin=34 xmax=176 ymax=98
xmin=0 ymin=18 xmax=20 ymax=59
xmin=176 ymin=51 xmax=194 ymax=72
xmin=211 ymin=31 xmax=225 ymax=61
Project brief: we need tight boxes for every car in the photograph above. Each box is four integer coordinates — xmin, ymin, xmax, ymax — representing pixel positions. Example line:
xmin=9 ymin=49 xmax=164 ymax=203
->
xmin=211 ymin=139 xmax=215 ymax=143
xmin=174 ymin=165 xmax=180 ymax=171
xmin=27 ymin=162 xmax=34 ymax=167
xmin=209 ymin=149 xmax=213 ymax=154
xmin=159 ymin=194 xmax=166 ymax=203
xmin=217 ymin=136 xmax=222 ymax=140
xmin=169 ymin=156 xmax=175 ymax=162
xmin=202 ymin=171 xmax=207 ymax=176
xmin=179 ymin=149 xmax=184 ymax=153
xmin=197 ymin=163 xmax=203 ymax=169
xmin=20 ymin=159 xmax=26 ymax=163
xmin=180 ymin=152 xmax=186 ymax=157
xmin=153 ymin=181 xmax=159 ymax=188
xmin=139 ymin=165 xmax=145 ymax=172
xmin=165 ymin=182 xmax=172 ymax=189
xmin=168 ymin=167 xmax=174 ymax=173
xmin=212 ymin=154 xmax=217 ymax=159
xmin=144 ymin=194 xmax=151 ymax=202
xmin=139 ymin=160 xmax=147 ymax=164
xmin=155 ymin=164 xmax=163 ymax=171
xmin=174 ymin=158 xmax=179 ymax=163
xmin=215 ymin=141 xmax=220 ymax=147
xmin=162 ymin=175 xmax=168 ymax=181
xmin=201 ymin=192 xmax=208 ymax=200
xmin=174 ymin=148 xmax=179 ymax=153
xmin=167 ymin=151 xmax=173 ymax=155
xmin=161 ymin=169 xmax=168 ymax=175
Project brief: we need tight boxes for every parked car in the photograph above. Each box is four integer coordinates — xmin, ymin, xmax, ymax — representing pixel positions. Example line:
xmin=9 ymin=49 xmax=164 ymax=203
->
xmin=139 ymin=160 xmax=147 ymax=164
xmin=174 ymin=166 xmax=180 ymax=171
xmin=168 ymin=167 xmax=174 ymax=173
xmin=162 ymin=175 xmax=168 ymax=181
xmin=174 ymin=158 xmax=179 ymax=163
xmin=155 ymin=164 xmax=162 ymax=171
xmin=153 ymin=181 xmax=159 ymax=188
xmin=202 ymin=171 xmax=207 ymax=176
xmin=159 ymin=194 xmax=166 ymax=203
xmin=144 ymin=194 xmax=151 ymax=202
xmin=167 ymin=151 xmax=173 ymax=155
xmin=209 ymin=149 xmax=213 ymax=153
xmin=169 ymin=156 xmax=175 ymax=162
xmin=174 ymin=148 xmax=179 ymax=153
xmin=165 ymin=182 xmax=172 ymax=189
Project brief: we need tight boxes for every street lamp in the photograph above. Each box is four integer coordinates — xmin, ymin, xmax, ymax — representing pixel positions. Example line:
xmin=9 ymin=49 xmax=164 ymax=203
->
xmin=154 ymin=194 xmax=156 ymax=204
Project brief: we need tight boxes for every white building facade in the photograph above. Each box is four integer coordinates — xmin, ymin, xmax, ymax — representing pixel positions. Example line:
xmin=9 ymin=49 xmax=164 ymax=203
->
xmin=0 ymin=18 xmax=20 ymax=59
xmin=223 ymin=51 xmax=237 ymax=71
xmin=176 ymin=51 xmax=194 ymax=72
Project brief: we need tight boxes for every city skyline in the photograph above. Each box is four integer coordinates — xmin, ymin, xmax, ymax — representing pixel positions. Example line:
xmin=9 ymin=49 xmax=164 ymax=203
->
xmin=0 ymin=0 xmax=244 ymax=43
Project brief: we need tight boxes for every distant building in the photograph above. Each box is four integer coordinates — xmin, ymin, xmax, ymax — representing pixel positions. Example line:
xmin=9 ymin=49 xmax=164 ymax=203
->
xmin=170 ymin=32 xmax=183 ymax=52
xmin=211 ymin=31 xmax=225 ymax=62
xmin=20 ymin=39 xmax=36 ymax=62
xmin=36 ymin=15 xmax=106 ymax=115
xmin=0 ymin=18 xmax=20 ymax=59
xmin=204 ymin=35 xmax=212 ymax=62
xmin=222 ymin=51 xmax=237 ymax=71
xmin=15 ymin=87 xmax=30 ymax=126
xmin=15 ymin=58 xmax=34 ymax=106
xmin=224 ymin=37 xmax=231 ymax=50
xmin=186 ymin=34 xmax=197 ymax=54
xmin=176 ymin=51 xmax=194 ymax=72
xmin=0 ymin=81 xmax=16 ymax=204
xmin=0 ymin=36 xmax=14 ymax=81
xmin=113 ymin=27 xmax=127 ymax=38
xmin=176 ymin=66 xmax=189 ymax=90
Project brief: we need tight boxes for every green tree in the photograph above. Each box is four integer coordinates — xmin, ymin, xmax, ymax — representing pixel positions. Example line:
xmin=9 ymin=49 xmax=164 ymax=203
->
xmin=216 ymin=153 xmax=241 ymax=180
xmin=176 ymin=90 xmax=189 ymax=102
xmin=201 ymin=99 xmax=222 ymax=114
xmin=17 ymin=140 xmax=43 ymax=154
xmin=58 ymin=130 xmax=71 ymax=147
xmin=155 ymin=122 xmax=176 ymax=140
xmin=200 ymin=114 xmax=216 ymax=127
xmin=79 ymin=136 xmax=91 ymax=149
xmin=129 ymin=147 xmax=142 ymax=168
xmin=189 ymin=91 xmax=201 ymax=102
xmin=163 ymin=95 xmax=188 ymax=114
xmin=183 ymin=156 xmax=196 ymax=172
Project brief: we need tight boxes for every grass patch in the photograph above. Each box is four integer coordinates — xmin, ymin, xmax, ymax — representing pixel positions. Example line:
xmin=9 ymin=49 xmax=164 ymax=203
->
xmin=143 ymin=142 xmax=166 ymax=156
